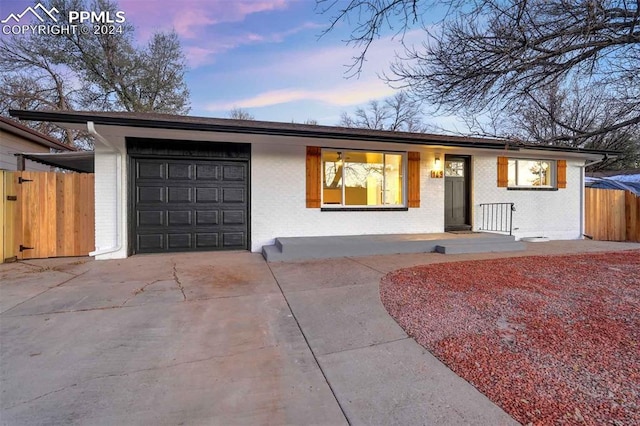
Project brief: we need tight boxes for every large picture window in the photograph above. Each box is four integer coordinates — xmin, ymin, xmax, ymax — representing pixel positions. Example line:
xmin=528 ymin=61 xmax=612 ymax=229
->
xmin=508 ymin=159 xmax=555 ymax=188
xmin=322 ymin=150 xmax=404 ymax=206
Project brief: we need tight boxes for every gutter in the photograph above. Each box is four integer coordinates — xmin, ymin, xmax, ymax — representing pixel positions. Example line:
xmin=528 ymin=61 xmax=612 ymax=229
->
xmin=579 ymin=155 xmax=608 ymax=239
xmin=86 ymin=121 xmax=124 ymax=257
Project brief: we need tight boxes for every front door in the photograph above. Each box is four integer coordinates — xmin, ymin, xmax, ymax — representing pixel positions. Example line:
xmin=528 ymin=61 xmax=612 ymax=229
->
xmin=444 ymin=155 xmax=471 ymax=231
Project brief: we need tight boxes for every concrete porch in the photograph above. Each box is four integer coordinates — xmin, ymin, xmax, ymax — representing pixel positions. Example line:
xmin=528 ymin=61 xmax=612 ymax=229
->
xmin=261 ymin=232 xmax=525 ymax=262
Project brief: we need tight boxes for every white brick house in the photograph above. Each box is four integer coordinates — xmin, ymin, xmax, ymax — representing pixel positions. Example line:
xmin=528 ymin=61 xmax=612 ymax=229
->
xmin=9 ymin=110 xmax=609 ymax=260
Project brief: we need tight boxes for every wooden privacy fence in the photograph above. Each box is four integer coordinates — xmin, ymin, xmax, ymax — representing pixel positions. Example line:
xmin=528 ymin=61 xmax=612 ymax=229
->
xmin=585 ymin=188 xmax=640 ymax=242
xmin=1 ymin=171 xmax=95 ymax=262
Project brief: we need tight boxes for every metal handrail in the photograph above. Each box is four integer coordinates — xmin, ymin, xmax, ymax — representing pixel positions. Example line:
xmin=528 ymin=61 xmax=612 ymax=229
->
xmin=479 ymin=203 xmax=515 ymax=235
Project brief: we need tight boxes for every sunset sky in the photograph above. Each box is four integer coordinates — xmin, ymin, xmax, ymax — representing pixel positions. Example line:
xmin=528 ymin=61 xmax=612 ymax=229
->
xmin=1 ymin=0 xmax=461 ymax=129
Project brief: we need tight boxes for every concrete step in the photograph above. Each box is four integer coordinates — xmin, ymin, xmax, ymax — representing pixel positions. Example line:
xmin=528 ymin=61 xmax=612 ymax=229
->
xmin=262 ymin=238 xmax=439 ymax=262
xmin=261 ymin=233 xmax=523 ymax=262
xmin=262 ymin=244 xmax=286 ymax=262
xmin=435 ymin=240 xmax=526 ymax=254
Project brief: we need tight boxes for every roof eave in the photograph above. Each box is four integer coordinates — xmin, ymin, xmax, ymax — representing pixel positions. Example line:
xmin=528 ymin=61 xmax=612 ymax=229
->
xmin=0 ymin=116 xmax=75 ymax=151
xmin=9 ymin=109 xmax=618 ymax=156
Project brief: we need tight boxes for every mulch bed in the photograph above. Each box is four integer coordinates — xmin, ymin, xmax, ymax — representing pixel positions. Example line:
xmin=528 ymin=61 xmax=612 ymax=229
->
xmin=380 ymin=250 xmax=640 ymax=425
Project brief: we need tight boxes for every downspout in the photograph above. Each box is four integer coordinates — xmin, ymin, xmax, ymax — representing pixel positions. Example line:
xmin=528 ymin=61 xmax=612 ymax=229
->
xmin=579 ymin=155 xmax=607 ymax=239
xmin=87 ymin=121 xmax=123 ymax=257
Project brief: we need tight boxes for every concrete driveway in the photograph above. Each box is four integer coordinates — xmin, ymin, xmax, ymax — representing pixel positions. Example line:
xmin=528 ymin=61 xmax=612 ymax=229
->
xmin=2 ymin=240 xmax=637 ymax=425
xmin=1 ymin=252 xmax=345 ymax=425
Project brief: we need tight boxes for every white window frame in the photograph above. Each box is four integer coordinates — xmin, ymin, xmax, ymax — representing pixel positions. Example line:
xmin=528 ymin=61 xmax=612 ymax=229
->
xmin=321 ymin=149 xmax=407 ymax=208
xmin=508 ymin=158 xmax=556 ymax=188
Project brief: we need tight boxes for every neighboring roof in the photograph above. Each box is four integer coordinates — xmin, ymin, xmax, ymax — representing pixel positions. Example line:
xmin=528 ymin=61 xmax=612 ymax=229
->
xmin=0 ymin=116 xmax=76 ymax=151
xmin=587 ymin=169 xmax=640 ymax=178
xmin=585 ymin=174 xmax=640 ymax=195
xmin=16 ymin=151 xmax=94 ymax=173
xmin=9 ymin=109 xmax=616 ymax=156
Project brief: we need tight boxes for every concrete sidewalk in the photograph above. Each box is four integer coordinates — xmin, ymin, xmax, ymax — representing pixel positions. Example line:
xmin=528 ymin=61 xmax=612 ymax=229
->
xmin=270 ymin=258 xmax=517 ymax=425
xmin=2 ymin=240 xmax=638 ymax=425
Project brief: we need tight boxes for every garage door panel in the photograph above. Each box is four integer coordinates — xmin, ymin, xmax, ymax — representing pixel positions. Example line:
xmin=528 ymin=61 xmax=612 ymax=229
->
xmin=222 ymin=164 xmax=246 ymax=181
xmin=168 ymin=211 xmax=192 ymax=226
xmin=168 ymin=163 xmax=193 ymax=180
xmin=137 ymin=161 xmax=165 ymax=179
xmin=138 ymin=234 xmax=164 ymax=251
xmin=195 ymin=164 xmax=220 ymax=180
xmin=167 ymin=187 xmax=193 ymax=203
xmin=196 ymin=210 xmax=219 ymax=225
xmin=222 ymin=232 xmax=245 ymax=248
xmin=195 ymin=187 xmax=219 ymax=203
xmin=167 ymin=234 xmax=192 ymax=249
xmin=138 ymin=186 xmax=165 ymax=203
xmin=196 ymin=233 xmax=219 ymax=248
xmin=222 ymin=188 xmax=245 ymax=203
xmin=138 ymin=211 xmax=164 ymax=227
xmin=132 ymin=155 xmax=248 ymax=254
xmin=222 ymin=210 xmax=245 ymax=224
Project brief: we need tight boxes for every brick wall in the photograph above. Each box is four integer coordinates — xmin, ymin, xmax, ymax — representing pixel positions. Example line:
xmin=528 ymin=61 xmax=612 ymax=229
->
xmin=250 ymin=143 xmax=445 ymax=252
xmin=90 ymin=129 xmax=586 ymax=258
xmin=472 ymin=155 xmax=582 ymax=240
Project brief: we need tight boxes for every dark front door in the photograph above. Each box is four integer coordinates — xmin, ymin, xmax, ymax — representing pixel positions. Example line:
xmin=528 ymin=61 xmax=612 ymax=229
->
xmin=444 ymin=155 xmax=471 ymax=231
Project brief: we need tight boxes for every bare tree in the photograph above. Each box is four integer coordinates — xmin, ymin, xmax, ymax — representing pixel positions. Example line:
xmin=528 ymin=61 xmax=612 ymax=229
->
xmin=340 ymin=100 xmax=389 ymax=130
xmin=0 ymin=0 xmax=190 ymax=148
xmin=503 ymin=82 xmax=639 ymax=170
xmin=340 ymin=91 xmax=431 ymax=132
xmin=228 ymin=108 xmax=255 ymax=120
xmin=320 ymin=0 xmax=640 ymax=150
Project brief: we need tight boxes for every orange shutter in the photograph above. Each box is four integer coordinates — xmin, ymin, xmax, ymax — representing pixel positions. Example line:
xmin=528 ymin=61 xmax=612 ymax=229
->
xmin=306 ymin=146 xmax=321 ymax=207
xmin=557 ymin=160 xmax=567 ymax=188
xmin=497 ymin=156 xmax=508 ymax=187
xmin=407 ymin=152 xmax=420 ymax=207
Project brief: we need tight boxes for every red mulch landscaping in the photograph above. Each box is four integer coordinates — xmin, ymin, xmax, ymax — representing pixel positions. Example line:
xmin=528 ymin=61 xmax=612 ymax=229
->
xmin=380 ymin=250 xmax=640 ymax=425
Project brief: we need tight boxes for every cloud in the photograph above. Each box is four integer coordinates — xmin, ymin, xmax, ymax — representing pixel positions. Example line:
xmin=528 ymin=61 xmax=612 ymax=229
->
xmin=204 ymin=80 xmax=397 ymax=111
xmin=183 ymin=21 xmax=325 ymax=67
xmin=119 ymin=0 xmax=290 ymax=40
xmin=244 ymin=28 xmax=427 ymax=80
xmin=184 ymin=46 xmax=219 ymax=68
xmin=200 ymin=29 xmax=429 ymax=111
xmin=172 ymin=9 xmax=218 ymax=39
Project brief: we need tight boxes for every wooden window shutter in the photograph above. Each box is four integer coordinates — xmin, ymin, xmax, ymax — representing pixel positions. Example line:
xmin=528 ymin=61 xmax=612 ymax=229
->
xmin=557 ymin=160 xmax=567 ymax=188
xmin=407 ymin=152 xmax=420 ymax=207
xmin=497 ymin=156 xmax=508 ymax=187
xmin=306 ymin=146 xmax=321 ymax=207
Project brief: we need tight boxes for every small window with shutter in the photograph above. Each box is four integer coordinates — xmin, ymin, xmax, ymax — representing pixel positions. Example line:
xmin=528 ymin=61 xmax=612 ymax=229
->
xmin=498 ymin=156 xmax=566 ymax=189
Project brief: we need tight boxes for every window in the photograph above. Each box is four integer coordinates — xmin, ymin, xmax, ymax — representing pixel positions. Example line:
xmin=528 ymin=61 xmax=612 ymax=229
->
xmin=508 ymin=159 xmax=555 ymax=188
xmin=445 ymin=160 xmax=465 ymax=177
xmin=322 ymin=150 xmax=404 ymax=206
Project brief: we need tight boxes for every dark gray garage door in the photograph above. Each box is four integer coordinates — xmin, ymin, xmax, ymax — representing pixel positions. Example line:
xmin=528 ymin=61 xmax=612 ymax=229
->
xmin=129 ymin=139 xmax=249 ymax=254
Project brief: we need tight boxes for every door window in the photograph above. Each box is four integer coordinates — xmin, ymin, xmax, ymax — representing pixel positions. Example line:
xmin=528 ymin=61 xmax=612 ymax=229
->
xmin=445 ymin=160 xmax=465 ymax=177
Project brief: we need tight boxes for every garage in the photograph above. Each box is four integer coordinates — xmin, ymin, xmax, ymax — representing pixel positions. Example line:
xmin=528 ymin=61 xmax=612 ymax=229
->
xmin=128 ymin=138 xmax=250 ymax=254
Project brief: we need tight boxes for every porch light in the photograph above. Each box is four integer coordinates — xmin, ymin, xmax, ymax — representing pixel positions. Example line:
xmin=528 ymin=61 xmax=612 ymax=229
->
xmin=434 ymin=155 xmax=441 ymax=169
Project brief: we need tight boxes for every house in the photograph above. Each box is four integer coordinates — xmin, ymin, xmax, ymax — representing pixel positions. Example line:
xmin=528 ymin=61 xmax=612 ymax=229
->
xmin=9 ymin=110 xmax=612 ymax=260
xmin=0 ymin=116 xmax=75 ymax=171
